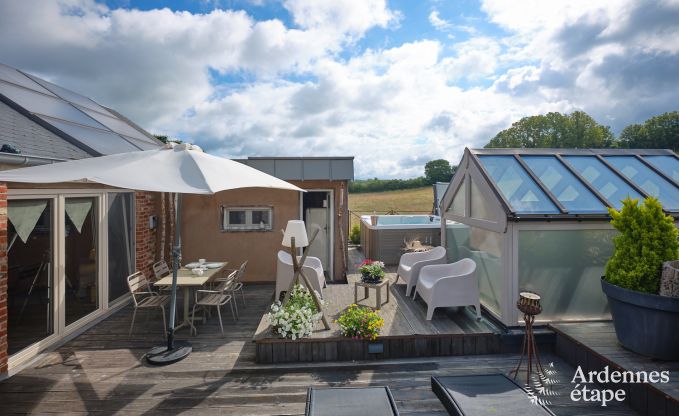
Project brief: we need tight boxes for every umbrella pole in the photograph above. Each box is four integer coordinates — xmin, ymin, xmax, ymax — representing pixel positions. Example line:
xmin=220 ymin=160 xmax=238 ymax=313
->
xmin=147 ymin=193 xmax=192 ymax=365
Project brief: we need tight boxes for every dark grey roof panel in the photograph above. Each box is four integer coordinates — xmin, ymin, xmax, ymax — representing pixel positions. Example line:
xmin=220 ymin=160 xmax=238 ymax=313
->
xmin=303 ymin=159 xmax=331 ymax=179
xmin=274 ymin=159 xmax=304 ymax=180
xmin=0 ymin=100 xmax=90 ymax=160
xmin=238 ymin=157 xmax=354 ymax=180
xmin=330 ymin=159 xmax=354 ymax=180
xmin=241 ymin=159 xmax=275 ymax=176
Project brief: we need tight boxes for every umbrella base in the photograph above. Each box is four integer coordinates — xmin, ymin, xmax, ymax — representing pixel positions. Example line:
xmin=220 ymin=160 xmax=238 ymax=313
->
xmin=146 ymin=341 xmax=192 ymax=365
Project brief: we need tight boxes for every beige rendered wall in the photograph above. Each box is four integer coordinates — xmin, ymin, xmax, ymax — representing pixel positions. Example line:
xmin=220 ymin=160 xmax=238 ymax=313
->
xmin=181 ymin=188 xmax=299 ymax=282
xmin=181 ymin=180 xmax=349 ymax=283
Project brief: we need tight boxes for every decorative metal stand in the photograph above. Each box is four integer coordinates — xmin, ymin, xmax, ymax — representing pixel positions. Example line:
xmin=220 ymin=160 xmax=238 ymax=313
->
xmin=509 ymin=291 xmax=545 ymax=386
xmin=281 ymin=228 xmax=330 ymax=330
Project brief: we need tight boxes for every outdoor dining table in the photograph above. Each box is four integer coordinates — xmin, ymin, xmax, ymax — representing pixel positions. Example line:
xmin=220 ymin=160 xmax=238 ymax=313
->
xmin=154 ymin=261 xmax=228 ymax=333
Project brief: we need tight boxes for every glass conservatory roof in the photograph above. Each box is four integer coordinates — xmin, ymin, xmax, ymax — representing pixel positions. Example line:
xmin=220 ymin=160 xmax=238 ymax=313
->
xmin=472 ymin=149 xmax=679 ymax=216
xmin=0 ymin=62 xmax=161 ymax=157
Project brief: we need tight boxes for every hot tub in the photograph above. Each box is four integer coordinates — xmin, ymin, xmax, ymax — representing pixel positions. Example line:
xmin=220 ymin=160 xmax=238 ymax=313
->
xmin=360 ymin=215 xmax=441 ymax=265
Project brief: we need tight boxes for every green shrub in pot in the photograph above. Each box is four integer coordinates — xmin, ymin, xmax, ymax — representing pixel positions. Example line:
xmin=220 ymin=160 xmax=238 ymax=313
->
xmin=605 ymin=197 xmax=679 ymax=293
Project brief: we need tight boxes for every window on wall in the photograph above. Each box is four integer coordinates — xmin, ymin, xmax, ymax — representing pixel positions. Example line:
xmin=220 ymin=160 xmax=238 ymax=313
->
xmin=222 ymin=207 xmax=273 ymax=231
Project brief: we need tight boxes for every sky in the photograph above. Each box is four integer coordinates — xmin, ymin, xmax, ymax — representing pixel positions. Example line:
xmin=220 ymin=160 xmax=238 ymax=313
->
xmin=0 ymin=1 xmax=678 ymax=179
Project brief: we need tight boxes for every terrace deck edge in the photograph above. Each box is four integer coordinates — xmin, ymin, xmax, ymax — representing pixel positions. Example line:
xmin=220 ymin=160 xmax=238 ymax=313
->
xmin=551 ymin=323 xmax=679 ymax=416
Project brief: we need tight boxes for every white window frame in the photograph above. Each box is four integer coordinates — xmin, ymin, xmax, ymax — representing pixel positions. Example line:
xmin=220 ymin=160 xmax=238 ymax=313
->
xmin=221 ymin=206 xmax=273 ymax=231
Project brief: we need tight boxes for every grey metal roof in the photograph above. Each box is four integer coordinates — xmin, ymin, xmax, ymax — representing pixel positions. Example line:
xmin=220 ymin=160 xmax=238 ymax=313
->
xmin=0 ymin=62 xmax=162 ymax=159
xmin=237 ymin=157 xmax=354 ymax=181
xmin=0 ymin=100 xmax=90 ymax=160
xmin=462 ymin=148 xmax=679 ymax=218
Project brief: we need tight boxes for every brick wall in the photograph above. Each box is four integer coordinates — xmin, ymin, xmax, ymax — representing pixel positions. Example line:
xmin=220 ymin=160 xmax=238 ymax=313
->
xmin=0 ymin=182 xmax=7 ymax=374
xmin=135 ymin=192 xmax=158 ymax=279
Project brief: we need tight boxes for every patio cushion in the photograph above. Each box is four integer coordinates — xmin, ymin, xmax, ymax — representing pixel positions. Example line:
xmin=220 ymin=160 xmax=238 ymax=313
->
xmin=305 ymin=386 xmax=399 ymax=416
xmin=431 ymin=374 xmax=555 ymax=416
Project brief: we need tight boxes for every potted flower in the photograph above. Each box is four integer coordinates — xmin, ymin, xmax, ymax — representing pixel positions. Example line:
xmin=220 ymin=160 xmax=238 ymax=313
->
xmin=358 ymin=259 xmax=385 ymax=284
xmin=266 ymin=285 xmax=320 ymax=340
xmin=601 ymin=197 xmax=679 ymax=360
xmin=337 ymin=304 xmax=384 ymax=340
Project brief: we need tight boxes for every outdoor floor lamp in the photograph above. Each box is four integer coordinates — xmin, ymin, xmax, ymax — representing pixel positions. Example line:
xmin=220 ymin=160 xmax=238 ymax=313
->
xmin=281 ymin=220 xmax=330 ymax=330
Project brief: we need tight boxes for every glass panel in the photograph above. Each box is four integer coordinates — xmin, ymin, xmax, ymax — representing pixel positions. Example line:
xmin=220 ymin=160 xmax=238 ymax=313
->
xmin=40 ymin=117 xmax=140 ymax=154
xmin=108 ymin=193 xmax=135 ymax=303
xmin=120 ymin=134 xmax=160 ymax=150
xmin=80 ymin=107 xmax=157 ymax=144
xmin=7 ymin=199 xmax=54 ymax=355
xmin=562 ymin=156 xmax=642 ymax=209
xmin=65 ymin=197 xmax=98 ymax=326
xmin=228 ymin=210 xmax=246 ymax=225
xmin=604 ymin=156 xmax=679 ymax=210
xmin=448 ymin=180 xmax=465 ymax=216
xmin=25 ymin=74 xmax=114 ymax=116
xmin=252 ymin=209 xmax=270 ymax=226
xmin=0 ymin=82 xmax=104 ymax=129
xmin=518 ymin=229 xmax=615 ymax=321
xmin=644 ymin=155 xmax=679 ymax=182
xmin=522 ymin=156 xmax=605 ymax=213
xmin=470 ymin=177 xmax=494 ymax=220
xmin=0 ymin=65 xmax=56 ymax=96
xmin=445 ymin=221 xmax=503 ymax=316
xmin=478 ymin=155 xmax=559 ymax=213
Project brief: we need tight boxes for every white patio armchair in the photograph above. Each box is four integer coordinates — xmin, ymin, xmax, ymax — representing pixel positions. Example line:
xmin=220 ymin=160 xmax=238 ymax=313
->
xmin=396 ymin=246 xmax=447 ymax=296
xmin=276 ymin=250 xmax=326 ymax=301
xmin=413 ymin=258 xmax=480 ymax=321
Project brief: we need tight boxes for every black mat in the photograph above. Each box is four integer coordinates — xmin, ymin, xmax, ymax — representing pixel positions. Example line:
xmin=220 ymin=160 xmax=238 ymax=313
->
xmin=305 ymin=386 xmax=399 ymax=416
xmin=431 ymin=374 xmax=555 ymax=416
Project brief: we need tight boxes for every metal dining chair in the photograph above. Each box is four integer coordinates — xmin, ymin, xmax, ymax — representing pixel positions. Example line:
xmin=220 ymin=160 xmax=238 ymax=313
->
xmin=191 ymin=270 xmax=238 ymax=336
xmin=152 ymin=260 xmax=172 ymax=293
xmin=126 ymin=271 xmax=171 ymax=338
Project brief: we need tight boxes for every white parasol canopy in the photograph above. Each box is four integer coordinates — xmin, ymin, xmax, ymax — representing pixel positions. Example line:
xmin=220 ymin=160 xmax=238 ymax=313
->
xmin=0 ymin=143 xmax=303 ymax=194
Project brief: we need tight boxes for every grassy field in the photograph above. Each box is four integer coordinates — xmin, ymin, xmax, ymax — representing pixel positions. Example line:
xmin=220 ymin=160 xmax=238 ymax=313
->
xmin=348 ymin=186 xmax=434 ymax=229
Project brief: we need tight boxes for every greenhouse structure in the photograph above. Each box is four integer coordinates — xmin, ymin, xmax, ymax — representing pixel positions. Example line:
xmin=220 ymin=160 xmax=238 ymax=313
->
xmin=440 ymin=148 xmax=679 ymax=327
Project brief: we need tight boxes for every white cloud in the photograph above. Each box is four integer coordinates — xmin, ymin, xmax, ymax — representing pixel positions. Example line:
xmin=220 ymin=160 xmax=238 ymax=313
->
xmin=0 ymin=0 xmax=677 ymax=178
xmin=429 ymin=10 xmax=452 ymax=31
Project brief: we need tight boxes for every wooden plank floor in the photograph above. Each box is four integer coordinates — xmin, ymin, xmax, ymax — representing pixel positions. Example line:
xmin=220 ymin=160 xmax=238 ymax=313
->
xmin=254 ymin=274 xmax=495 ymax=341
xmin=255 ymin=247 xmax=495 ymax=341
xmin=551 ymin=322 xmax=679 ymax=414
xmin=0 ymin=282 xmax=639 ymax=415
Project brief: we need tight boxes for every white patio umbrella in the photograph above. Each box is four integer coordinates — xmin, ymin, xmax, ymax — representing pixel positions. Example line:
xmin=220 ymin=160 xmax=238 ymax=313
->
xmin=0 ymin=143 xmax=304 ymax=364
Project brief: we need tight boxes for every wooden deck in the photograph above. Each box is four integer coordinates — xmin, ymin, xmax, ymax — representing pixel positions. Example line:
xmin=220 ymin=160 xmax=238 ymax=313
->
xmin=253 ymin=271 xmax=502 ymax=363
xmin=0 ymin=284 xmax=637 ymax=415
xmin=551 ymin=322 xmax=679 ymax=416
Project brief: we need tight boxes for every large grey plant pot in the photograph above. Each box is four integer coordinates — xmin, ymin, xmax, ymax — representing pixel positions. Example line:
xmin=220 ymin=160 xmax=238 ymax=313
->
xmin=601 ymin=277 xmax=679 ymax=360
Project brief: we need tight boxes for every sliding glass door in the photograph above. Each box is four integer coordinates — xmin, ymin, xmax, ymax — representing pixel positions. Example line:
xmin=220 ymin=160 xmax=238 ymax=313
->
xmin=64 ymin=197 xmax=99 ymax=326
xmin=108 ymin=193 xmax=135 ymax=303
xmin=7 ymin=199 xmax=54 ymax=355
xmin=8 ymin=190 xmax=135 ymax=369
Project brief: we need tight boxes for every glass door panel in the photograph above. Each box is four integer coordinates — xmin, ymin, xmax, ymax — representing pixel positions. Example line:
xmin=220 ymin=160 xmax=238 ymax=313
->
xmin=64 ymin=197 xmax=98 ymax=326
xmin=107 ymin=193 xmax=135 ymax=302
xmin=7 ymin=199 xmax=54 ymax=355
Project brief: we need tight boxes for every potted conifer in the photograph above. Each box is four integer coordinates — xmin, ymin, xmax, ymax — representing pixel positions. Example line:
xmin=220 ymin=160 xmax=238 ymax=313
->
xmin=601 ymin=197 xmax=679 ymax=360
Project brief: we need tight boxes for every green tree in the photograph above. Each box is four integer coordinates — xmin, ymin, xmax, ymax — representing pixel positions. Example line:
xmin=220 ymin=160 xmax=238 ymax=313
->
xmin=485 ymin=111 xmax=615 ymax=149
xmin=617 ymin=111 xmax=679 ymax=151
xmin=424 ymin=159 xmax=454 ymax=184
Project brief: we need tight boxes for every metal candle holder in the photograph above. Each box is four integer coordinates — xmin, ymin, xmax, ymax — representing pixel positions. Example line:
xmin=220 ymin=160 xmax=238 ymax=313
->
xmin=510 ymin=291 xmax=546 ymax=386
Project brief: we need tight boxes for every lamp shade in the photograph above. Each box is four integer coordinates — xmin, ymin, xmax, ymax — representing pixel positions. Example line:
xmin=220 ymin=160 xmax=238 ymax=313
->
xmin=282 ymin=220 xmax=309 ymax=247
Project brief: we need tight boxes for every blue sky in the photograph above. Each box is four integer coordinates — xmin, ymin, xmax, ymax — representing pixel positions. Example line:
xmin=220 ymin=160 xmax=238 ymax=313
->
xmin=1 ymin=0 xmax=678 ymax=178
